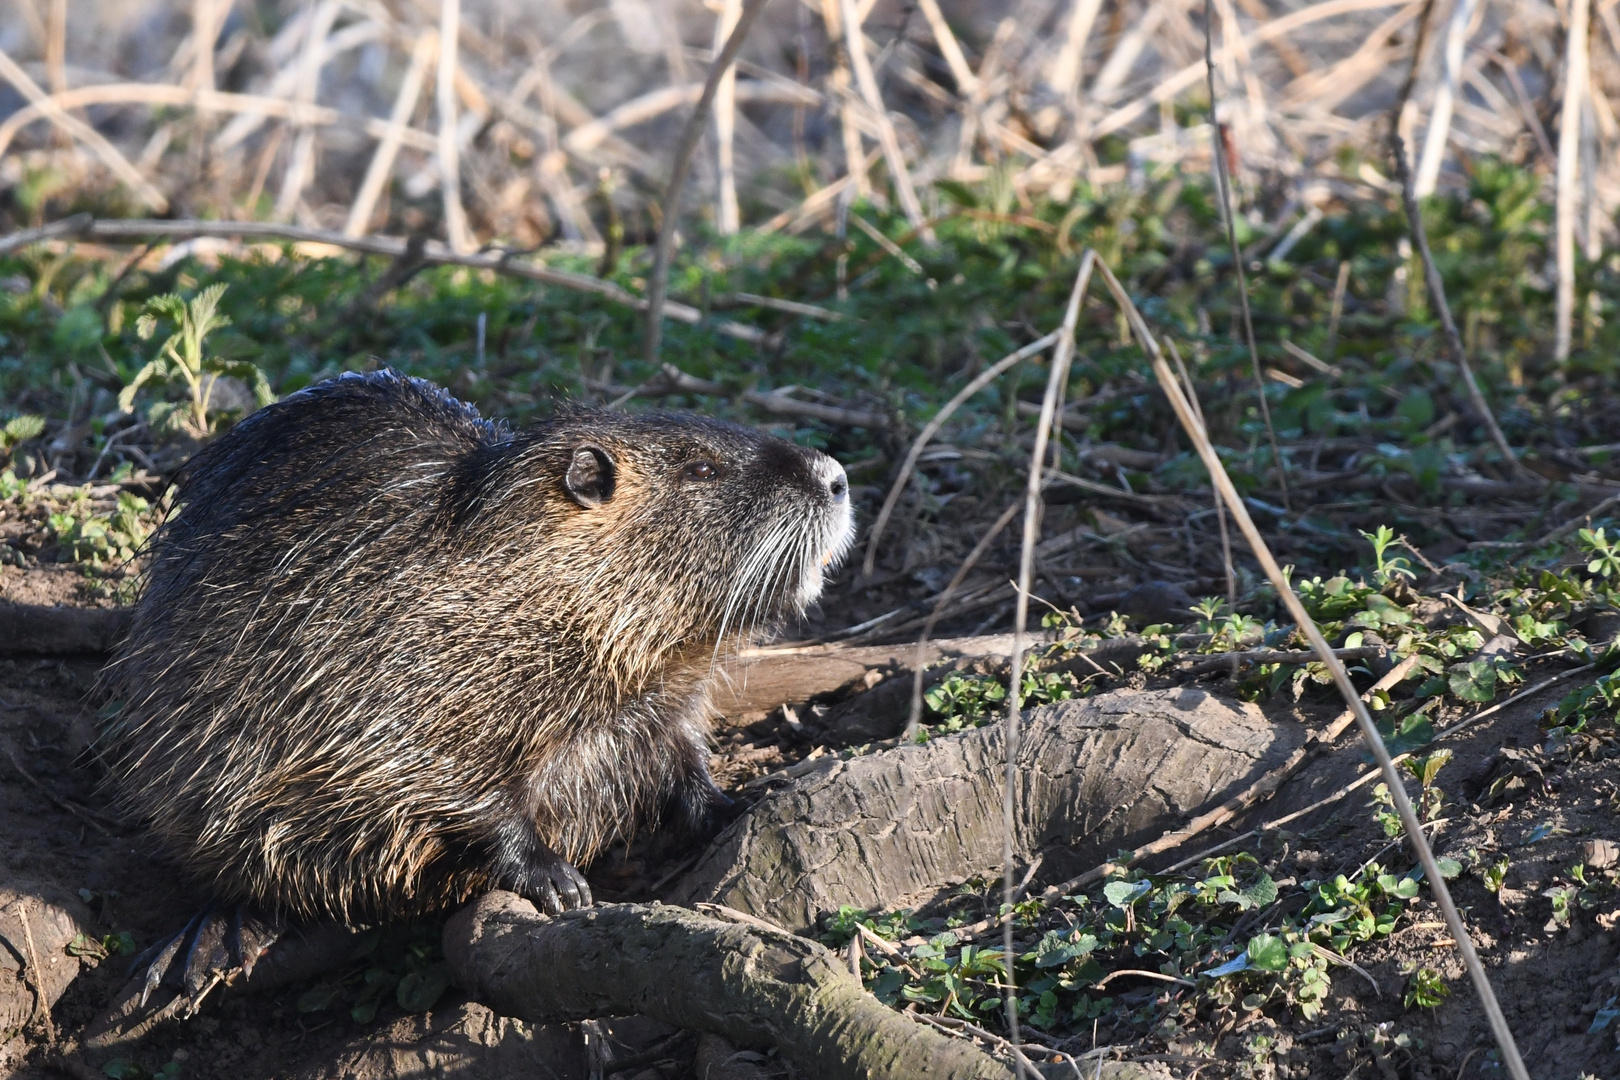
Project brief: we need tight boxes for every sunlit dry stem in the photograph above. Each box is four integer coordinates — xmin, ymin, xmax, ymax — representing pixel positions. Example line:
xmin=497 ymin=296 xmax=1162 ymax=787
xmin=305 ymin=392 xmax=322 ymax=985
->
xmin=1204 ymin=0 xmax=1289 ymax=509
xmin=643 ymin=0 xmax=771 ymax=366
xmin=1090 ymin=250 xmax=1530 ymax=1080
xmin=1004 ymin=249 xmax=1094 ymax=1075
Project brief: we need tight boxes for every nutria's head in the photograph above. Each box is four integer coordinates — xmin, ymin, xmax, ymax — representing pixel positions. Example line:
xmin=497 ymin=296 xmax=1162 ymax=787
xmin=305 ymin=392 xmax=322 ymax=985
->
xmin=460 ymin=408 xmax=854 ymax=666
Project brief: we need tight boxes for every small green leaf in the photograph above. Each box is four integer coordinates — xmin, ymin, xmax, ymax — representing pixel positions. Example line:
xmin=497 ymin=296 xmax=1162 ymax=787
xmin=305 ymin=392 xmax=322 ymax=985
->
xmin=1103 ymin=880 xmax=1150 ymax=908
xmin=396 ymin=965 xmax=450 ymax=1012
xmin=1246 ymin=933 xmax=1289 ymax=972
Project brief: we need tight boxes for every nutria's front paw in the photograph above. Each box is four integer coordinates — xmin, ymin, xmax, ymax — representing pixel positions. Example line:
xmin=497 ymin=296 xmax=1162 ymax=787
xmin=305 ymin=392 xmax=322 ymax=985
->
xmin=515 ymin=848 xmax=594 ymax=915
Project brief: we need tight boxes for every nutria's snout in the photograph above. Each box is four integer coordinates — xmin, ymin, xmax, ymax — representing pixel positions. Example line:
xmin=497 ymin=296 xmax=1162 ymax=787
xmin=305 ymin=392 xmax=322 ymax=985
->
xmin=781 ymin=449 xmax=855 ymax=609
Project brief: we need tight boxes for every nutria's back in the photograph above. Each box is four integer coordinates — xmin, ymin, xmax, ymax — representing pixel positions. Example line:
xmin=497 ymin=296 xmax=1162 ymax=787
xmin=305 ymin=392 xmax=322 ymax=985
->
xmin=102 ymin=370 xmax=853 ymax=921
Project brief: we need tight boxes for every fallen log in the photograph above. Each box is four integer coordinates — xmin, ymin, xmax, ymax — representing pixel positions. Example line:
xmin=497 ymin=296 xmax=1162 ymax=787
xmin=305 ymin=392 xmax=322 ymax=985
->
xmin=675 ymin=687 xmax=1301 ymax=933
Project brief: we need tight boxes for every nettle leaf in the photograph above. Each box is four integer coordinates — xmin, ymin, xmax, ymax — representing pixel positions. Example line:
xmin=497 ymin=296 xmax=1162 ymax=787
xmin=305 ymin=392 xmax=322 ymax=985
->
xmin=1237 ymin=874 xmax=1278 ymax=911
xmin=3 ymin=414 xmax=44 ymax=443
xmin=1376 ymin=710 xmax=1435 ymax=756
xmin=1103 ymin=880 xmax=1151 ymax=909
xmin=396 ymin=965 xmax=450 ymax=1012
xmin=1449 ymin=659 xmax=1497 ymax=703
xmin=1032 ymin=929 xmax=1098 ymax=968
xmin=1246 ymin=933 xmax=1289 ymax=972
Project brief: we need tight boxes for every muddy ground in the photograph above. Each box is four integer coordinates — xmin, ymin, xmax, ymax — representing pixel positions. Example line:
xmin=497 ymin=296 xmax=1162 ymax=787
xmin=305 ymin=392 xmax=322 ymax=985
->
xmin=2 ymin=553 xmax=1618 ymax=1079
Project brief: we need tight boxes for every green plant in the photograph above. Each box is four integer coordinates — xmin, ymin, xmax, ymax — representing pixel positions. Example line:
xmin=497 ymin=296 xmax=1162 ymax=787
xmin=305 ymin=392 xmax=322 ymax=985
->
xmin=1581 ymin=528 xmax=1620 ymax=581
xmin=1403 ymin=966 xmax=1449 ymax=1009
xmin=120 ymin=283 xmax=272 ymax=436
xmin=0 ymin=414 xmax=44 ymax=461
xmin=47 ymin=491 xmax=152 ymax=565
xmin=1361 ymin=525 xmax=1416 ymax=589
xmin=1402 ymin=749 xmax=1452 ymax=822
xmin=1483 ymin=856 xmax=1510 ymax=893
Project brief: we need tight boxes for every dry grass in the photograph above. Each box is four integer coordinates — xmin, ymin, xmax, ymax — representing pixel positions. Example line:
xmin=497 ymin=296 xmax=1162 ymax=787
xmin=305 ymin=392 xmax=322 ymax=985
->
xmin=0 ymin=0 xmax=1608 ymax=273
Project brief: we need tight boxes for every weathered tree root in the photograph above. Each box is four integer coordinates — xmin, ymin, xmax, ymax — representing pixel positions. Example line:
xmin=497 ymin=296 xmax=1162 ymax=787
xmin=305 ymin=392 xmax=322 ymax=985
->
xmin=677 ymin=688 xmax=1300 ymax=933
xmin=0 ymin=603 xmax=130 ymax=656
xmin=445 ymin=891 xmax=1035 ymax=1080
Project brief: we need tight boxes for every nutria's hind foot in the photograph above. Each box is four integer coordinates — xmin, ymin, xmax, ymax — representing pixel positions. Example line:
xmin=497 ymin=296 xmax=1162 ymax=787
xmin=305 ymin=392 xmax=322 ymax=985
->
xmin=490 ymin=819 xmax=594 ymax=915
xmin=133 ymin=903 xmax=282 ymax=1011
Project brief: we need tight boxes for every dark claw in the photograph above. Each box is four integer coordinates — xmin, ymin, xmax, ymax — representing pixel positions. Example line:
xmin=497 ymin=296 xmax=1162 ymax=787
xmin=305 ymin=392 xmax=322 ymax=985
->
xmin=516 ymin=848 xmax=592 ymax=914
xmin=132 ymin=904 xmax=282 ymax=1010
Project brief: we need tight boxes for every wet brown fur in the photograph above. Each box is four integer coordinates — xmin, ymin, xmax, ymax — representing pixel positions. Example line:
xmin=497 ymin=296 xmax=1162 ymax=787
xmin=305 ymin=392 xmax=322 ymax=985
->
xmin=100 ymin=371 xmax=852 ymax=922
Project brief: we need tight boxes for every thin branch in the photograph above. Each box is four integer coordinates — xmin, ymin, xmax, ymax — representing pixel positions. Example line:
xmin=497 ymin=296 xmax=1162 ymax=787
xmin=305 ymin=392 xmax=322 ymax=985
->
xmin=643 ymin=0 xmax=772 ymax=366
xmin=1205 ymin=0 xmax=1289 ymax=509
xmin=1386 ymin=8 xmax=1534 ymax=481
xmin=1 ymin=217 xmax=768 ymax=346
xmin=863 ymin=332 xmax=1061 ymax=577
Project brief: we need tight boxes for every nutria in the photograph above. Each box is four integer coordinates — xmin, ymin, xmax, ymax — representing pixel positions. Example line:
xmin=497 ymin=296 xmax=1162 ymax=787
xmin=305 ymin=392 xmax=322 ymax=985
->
xmin=101 ymin=370 xmax=854 ymax=929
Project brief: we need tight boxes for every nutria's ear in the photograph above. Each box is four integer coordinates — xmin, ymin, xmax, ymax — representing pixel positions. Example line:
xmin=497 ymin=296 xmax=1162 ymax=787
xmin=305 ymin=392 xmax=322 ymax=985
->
xmin=564 ymin=445 xmax=616 ymax=507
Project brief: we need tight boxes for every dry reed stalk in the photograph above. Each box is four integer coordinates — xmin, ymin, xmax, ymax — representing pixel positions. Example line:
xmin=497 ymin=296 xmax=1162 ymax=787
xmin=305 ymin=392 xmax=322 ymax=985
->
xmin=0 ymin=46 xmax=168 ymax=211
xmin=1387 ymin=4 xmax=1532 ymax=481
xmin=712 ymin=0 xmax=743 ymax=235
xmin=1280 ymin=0 xmax=1421 ymax=108
xmin=838 ymin=0 xmax=934 ymax=242
xmin=272 ymin=1 xmax=340 ymax=223
xmin=1001 ymin=250 xmax=1095 ymax=1080
xmin=757 ymin=147 xmax=883 ymax=234
xmin=0 ymin=84 xmax=439 ymax=161
xmin=189 ymin=0 xmax=219 ymax=95
xmin=915 ymin=0 xmax=980 ymax=95
xmin=436 ymin=0 xmax=474 ymax=254
xmin=212 ymin=16 xmax=382 ymax=152
xmin=1414 ymin=0 xmax=1480 ymax=196
xmin=817 ymin=0 xmax=869 ymax=203
xmin=1163 ymin=663 xmax=1595 ymax=882
xmin=1046 ymin=0 xmax=1104 ymax=109
xmin=862 ymin=331 xmax=1062 ymax=577
xmin=642 ymin=0 xmax=771 ymax=366
xmin=1093 ymin=251 xmax=1530 ymax=1080
xmin=46 ymin=0 xmax=66 ymax=96
xmin=1089 ymin=0 xmax=1170 ymax=105
xmin=1094 ymin=0 xmax=1407 ymax=139
xmin=345 ymin=30 xmax=437 ymax=239
xmin=1205 ymin=0 xmax=1289 ymax=508
xmin=1557 ymin=0 xmax=1592 ymax=362
xmin=1487 ymin=50 xmax=1557 ymax=165
xmin=563 ymin=81 xmax=819 ymax=156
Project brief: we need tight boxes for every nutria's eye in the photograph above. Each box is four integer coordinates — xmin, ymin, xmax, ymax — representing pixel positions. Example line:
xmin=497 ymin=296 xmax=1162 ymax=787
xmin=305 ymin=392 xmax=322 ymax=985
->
xmin=681 ymin=460 xmax=719 ymax=482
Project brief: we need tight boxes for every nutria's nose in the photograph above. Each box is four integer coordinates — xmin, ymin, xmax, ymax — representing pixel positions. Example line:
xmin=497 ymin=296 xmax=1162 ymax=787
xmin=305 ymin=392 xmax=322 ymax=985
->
xmin=813 ymin=454 xmax=848 ymax=504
